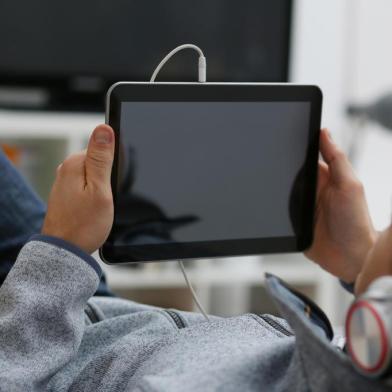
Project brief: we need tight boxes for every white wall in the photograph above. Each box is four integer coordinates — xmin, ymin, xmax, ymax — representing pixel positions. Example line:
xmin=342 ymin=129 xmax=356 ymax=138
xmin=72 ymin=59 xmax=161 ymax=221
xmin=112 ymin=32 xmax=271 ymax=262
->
xmin=353 ymin=0 xmax=392 ymax=230
xmin=290 ymin=0 xmax=350 ymax=137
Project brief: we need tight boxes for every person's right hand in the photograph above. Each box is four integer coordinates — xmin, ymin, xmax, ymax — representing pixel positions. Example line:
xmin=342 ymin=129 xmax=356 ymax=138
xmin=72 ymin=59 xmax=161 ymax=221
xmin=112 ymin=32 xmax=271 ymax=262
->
xmin=42 ymin=124 xmax=115 ymax=254
xmin=305 ymin=129 xmax=378 ymax=284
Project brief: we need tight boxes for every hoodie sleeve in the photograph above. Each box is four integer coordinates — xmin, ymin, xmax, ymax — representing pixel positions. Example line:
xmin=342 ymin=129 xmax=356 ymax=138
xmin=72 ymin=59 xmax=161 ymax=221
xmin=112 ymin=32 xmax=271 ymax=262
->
xmin=0 ymin=234 xmax=101 ymax=391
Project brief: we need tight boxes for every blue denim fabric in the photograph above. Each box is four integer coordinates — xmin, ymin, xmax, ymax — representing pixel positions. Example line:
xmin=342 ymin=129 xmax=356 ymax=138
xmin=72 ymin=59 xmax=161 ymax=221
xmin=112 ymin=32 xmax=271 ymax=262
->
xmin=0 ymin=149 xmax=46 ymax=252
xmin=266 ymin=273 xmax=333 ymax=340
xmin=0 ymin=148 xmax=113 ymax=296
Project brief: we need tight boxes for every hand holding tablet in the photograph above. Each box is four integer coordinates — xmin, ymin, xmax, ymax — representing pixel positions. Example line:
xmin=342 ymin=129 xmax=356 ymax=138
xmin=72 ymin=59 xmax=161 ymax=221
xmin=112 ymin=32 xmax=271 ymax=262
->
xmin=100 ymin=82 xmax=322 ymax=264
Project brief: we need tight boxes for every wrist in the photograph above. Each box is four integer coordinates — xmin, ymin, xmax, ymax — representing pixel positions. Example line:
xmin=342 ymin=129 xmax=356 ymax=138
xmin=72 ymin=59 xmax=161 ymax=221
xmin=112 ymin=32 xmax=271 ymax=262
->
xmin=354 ymin=227 xmax=392 ymax=296
xmin=41 ymin=225 xmax=91 ymax=255
xmin=342 ymin=229 xmax=379 ymax=284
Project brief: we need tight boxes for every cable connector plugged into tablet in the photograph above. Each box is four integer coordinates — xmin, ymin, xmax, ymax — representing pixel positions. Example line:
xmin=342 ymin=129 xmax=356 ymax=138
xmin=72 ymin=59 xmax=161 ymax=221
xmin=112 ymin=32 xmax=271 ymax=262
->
xmin=198 ymin=54 xmax=207 ymax=83
xmin=150 ymin=44 xmax=207 ymax=83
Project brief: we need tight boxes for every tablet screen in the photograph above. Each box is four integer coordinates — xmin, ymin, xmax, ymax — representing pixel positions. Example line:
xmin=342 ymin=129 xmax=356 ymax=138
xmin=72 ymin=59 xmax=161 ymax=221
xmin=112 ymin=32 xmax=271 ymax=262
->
xmin=112 ymin=101 xmax=311 ymax=247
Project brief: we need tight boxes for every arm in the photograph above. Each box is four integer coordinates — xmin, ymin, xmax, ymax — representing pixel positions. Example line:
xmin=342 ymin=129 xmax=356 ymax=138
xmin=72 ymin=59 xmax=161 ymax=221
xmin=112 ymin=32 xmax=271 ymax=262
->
xmin=0 ymin=236 xmax=100 ymax=390
xmin=0 ymin=124 xmax=115 ymax=389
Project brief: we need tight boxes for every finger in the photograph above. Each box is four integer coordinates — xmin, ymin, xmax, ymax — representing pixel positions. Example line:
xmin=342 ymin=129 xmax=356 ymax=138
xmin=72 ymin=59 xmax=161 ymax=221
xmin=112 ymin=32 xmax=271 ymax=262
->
xmin=85 ymin=124 xmax=115 ymax=187
xmin=319 ymin=128 xmax=357 ymax=186
xmin=316 ymin=161 xmax=329 ymax=199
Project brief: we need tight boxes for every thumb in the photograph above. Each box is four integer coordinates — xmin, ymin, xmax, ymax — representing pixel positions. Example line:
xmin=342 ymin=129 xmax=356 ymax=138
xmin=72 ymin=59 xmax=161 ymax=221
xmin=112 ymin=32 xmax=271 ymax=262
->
xmin=85 ymin=124 xmax=115 ymax=187
xmin=319 ymin=128 xmax=357 ymax=187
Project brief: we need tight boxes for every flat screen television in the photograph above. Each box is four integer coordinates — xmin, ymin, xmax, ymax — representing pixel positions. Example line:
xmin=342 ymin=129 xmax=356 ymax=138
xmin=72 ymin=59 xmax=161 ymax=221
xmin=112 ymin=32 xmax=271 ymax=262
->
xmin=0 ymin=0 xmax=292 ymax=111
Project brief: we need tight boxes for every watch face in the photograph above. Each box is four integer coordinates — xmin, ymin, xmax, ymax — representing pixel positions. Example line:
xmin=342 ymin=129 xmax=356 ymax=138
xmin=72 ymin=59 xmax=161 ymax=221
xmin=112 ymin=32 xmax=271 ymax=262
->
xmin=346 ymin=300 xmax=390 ymax=377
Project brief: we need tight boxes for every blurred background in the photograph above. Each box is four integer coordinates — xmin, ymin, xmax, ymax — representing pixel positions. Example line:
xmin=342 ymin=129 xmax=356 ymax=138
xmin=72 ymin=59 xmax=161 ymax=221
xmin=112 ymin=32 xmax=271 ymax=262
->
xmin=0 ymin=0 xmax=391 ymax=326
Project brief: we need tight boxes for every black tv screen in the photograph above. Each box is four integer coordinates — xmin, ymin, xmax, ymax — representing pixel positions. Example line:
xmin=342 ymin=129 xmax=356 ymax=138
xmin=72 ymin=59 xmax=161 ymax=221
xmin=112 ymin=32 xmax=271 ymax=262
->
xmin=0 ymin=0 xmax=292 ymax=110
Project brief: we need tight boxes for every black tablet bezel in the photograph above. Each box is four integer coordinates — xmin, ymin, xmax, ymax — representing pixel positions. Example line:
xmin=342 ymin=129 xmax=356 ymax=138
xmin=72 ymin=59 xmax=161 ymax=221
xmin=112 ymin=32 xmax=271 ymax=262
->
xmin=100 ymin=82 xmax=322 ymax=264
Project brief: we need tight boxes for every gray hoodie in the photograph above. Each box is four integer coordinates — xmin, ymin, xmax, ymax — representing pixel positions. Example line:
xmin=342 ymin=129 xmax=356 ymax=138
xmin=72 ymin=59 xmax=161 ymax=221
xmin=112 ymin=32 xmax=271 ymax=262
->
xmin=0 ymin=235 xmax=389 ymax=392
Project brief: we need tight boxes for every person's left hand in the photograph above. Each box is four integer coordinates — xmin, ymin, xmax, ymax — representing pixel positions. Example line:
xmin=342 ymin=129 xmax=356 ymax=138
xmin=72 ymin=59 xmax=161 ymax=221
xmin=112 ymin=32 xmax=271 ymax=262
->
xmin=42 ymin=124 xmax=115 ymax=254
xmin=305 ymin=129 xmax=378 ymax=283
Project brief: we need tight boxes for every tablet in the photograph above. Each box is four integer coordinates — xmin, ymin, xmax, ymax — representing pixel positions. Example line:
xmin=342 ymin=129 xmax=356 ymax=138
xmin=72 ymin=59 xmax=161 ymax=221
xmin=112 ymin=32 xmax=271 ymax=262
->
xmin=100 ymin=82 xmax=322 ymax=264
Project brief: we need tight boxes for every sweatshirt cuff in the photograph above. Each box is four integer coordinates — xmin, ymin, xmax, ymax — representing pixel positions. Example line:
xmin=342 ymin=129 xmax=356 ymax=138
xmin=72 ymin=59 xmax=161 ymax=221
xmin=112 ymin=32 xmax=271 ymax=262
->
xmin=29 ymin=234 xmax=102 ymax=278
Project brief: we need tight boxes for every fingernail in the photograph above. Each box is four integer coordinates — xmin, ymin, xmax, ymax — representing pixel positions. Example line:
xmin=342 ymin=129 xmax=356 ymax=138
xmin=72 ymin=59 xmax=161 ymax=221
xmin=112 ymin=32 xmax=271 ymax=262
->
xmin=94 ymin=128 xmax=112 ymax=144
xmin=327 ymin=130 xmax=333 ymax=141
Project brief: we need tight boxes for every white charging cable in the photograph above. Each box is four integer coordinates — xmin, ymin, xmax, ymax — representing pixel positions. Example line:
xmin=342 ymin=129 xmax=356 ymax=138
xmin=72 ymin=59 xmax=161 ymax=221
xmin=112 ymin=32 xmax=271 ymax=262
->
xmin=178 ymin=260 xmax=210 ymax=321
xmin=150 ymin=44 xmax=207 ymax=83
xmin=150 ymin=44 xmax=210 ymax=321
